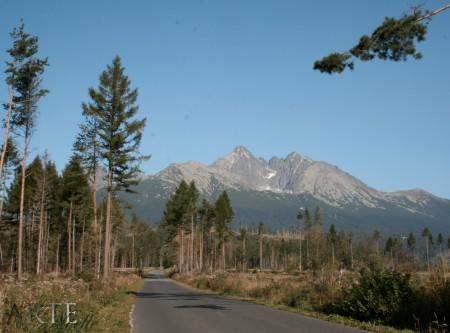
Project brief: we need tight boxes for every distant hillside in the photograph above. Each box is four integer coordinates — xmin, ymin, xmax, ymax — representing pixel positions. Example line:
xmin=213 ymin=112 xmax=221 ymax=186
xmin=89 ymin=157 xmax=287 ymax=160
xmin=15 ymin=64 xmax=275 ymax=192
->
xmin=118 ymin=146 xmax=450 ymax=234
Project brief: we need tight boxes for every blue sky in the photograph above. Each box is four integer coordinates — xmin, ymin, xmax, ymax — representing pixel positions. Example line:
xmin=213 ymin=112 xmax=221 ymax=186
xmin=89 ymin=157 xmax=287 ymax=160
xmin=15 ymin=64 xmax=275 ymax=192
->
xmin=0 ymin=0 xmax=449 ymax=198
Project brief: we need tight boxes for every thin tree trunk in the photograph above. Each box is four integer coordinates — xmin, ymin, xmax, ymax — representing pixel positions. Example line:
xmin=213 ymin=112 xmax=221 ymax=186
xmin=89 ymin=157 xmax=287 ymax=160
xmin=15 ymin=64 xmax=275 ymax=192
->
xmin=180 ymin=228 xmax=184 ymax=273
xmin=131 ymin=233 xmax=135 ymax=268
xmin=36 ymin=158 xmax=47 ymax=275
xmin=103 ymin=170 xmax=112 ymax=279
xmin=350 ymin=239 xmax=354 ymax=270
xmin=92 ymin=174 xmax=99 ymax=277
xmin=259 ymin=235 xmax=263 ymax=271
xmin=111 ymin=234 xmax=117 ymax=271
xmin=55 ymin=235 xmax=60 ymax=275
xmin=242 ymin=237 xmax=246 ymax=271
xmin=331 ymin=243 xmax=335 ymax=267
xmin=299 ymin=231 xmax=302 ymax=272
xmin=44 ymin=214 xmax=49 ymax=272
xmin=67 ymin=201 xmax=73 ymax=274
xmin=0 ymin=85 xmax=14 ymax=182
xmin=17 ymin=132 xmax=29 ymax=280
xmin=190 ymin=213 xmax=194 ymax=274
xmin=72 ymin=217 xmax=76 ymax=274
xmin=222 ymin=241 xmax=226 ymax=272
xmin=97 ymin=221 xmax=102 ymax=278
xmin=199 ymin=221 xmax=204 ymax=272
xmin=80 ymin=217 xmax=85 ymax=272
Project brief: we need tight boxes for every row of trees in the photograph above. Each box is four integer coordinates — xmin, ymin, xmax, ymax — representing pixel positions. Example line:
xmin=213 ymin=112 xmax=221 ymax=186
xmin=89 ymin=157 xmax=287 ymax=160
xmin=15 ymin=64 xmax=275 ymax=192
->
xmin=161 ymin=180 xmax=234 ymax=274
xmin=158 ymin=180 xmax=450 ymax=274
xmin=0 ymin=22 xmax=149 ymax=280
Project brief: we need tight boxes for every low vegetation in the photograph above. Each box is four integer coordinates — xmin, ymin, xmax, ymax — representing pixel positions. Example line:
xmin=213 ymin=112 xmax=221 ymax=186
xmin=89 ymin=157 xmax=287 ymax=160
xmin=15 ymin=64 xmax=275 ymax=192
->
xmin=0 ymin=273 xmax=142 ymax=333
xmin=175 ymin=267 xmax=450 ymax=332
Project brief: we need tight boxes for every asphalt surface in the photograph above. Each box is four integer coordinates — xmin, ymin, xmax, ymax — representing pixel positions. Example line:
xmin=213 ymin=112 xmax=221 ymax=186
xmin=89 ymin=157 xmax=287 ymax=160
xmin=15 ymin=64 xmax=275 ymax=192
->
xmin=132 ymin=271 xmax=367 ymax=333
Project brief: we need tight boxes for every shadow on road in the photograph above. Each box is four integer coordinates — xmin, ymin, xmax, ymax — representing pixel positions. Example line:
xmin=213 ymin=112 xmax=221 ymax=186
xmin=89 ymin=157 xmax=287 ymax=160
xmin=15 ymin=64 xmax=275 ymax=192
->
xmin=174 ymin=304 xmax=229 ymax=310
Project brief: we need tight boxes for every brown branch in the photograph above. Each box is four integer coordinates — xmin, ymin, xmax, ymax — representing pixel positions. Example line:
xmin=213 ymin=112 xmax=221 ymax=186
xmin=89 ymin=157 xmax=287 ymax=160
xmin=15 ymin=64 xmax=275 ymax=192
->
xmin=418 ymin=4 xmax=450 ymax=21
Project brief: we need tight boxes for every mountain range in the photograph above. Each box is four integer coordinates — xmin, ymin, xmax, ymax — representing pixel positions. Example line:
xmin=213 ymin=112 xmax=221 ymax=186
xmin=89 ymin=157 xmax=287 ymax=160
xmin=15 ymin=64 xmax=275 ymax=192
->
xmin=119 ymin=146 xmax=450 ymax=234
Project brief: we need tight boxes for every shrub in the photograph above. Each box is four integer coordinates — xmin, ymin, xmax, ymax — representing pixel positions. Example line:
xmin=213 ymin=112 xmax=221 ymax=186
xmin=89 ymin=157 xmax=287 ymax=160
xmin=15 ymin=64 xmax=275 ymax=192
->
xmin=333 ymin=267 xmax=415 ymax=327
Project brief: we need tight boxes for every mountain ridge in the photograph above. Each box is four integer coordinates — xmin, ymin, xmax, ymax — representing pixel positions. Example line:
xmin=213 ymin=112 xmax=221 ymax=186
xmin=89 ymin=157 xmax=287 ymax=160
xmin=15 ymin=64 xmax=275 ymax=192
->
xmin=120 ymin=146 xmax=449 ymax=233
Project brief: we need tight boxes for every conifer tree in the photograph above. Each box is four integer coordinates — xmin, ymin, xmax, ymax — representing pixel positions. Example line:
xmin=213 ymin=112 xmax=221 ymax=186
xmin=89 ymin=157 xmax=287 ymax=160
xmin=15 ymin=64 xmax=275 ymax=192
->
xmin=257 ymin=221 xmax=264 ymax=271
xmin=296 ymin=209 xmax=303 ymax=271
xmin=214 ymin=191 xmax=233 ymax=271
xmin=407 ymin=232 xmax=416 ymax=254
xmin=437 ymin=233 xmax=444 ymax=254
xmin=163 ymin=180 xmax=190 ymax=271
xmin=6 ymin=22 xmax=48 ymax=279
xmin=314 ymin=4 xmax=450 ymax=74
xmin=82 ymin=56 xmax=147 ymax=279
xmin=187 ymin=181 xmax=199 ymax=273
xmin=198 ymin=198 xmax=214 ymax=271
xmin=60 ymin=156 xmax=90 ymax=274
xmin=328 ymin=224 xmax=337 ymax=266
xmin=73 ymin=114 xmax=101 ymax=276
xmin=422 ymin=227 xmax=433 ymax=271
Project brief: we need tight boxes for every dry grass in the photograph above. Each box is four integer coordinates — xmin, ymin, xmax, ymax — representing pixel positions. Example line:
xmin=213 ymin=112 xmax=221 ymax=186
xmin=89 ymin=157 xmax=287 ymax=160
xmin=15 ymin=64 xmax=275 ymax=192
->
xmin=0 ymin=272 xmax=142 ymax=333
xmin=175 ymin=271 xmax=413 ymax=333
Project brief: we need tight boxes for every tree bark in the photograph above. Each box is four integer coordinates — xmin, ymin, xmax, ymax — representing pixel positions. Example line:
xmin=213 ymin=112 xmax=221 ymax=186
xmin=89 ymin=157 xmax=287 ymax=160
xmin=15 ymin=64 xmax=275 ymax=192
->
xmin=80 ymin=217 xmax=85 ymax=272
xmin=190 ymin=213 xmax=194 ymax=274
xmin=0 ymin=85 xmax=14 ymax=183
xmin=16 ymin=131 xmax=29 ymax=280
xmin=259 ymin=235 xmax=263 ymax=271
xmin=418 ymin=4 xmax=450 ymax=21
xmin=67 ymin=201 xmax=73 ymax=274
xmin=36 ymin=158 xmax=47 ymax=275
xmin=103 ymin=170 xmax=112 ymax=279
xmin=55 ymin=235 xmax=60 ymax=275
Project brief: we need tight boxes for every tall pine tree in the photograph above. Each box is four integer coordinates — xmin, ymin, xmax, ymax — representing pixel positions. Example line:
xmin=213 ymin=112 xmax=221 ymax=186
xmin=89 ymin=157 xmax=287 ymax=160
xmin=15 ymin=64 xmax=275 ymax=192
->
xmin=82 ymin=56 xmax=148 ymax=278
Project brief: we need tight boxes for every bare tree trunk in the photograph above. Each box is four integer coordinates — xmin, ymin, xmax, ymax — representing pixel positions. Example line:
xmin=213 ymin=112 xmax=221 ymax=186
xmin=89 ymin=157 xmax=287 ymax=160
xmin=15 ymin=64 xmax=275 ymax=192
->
xmin=0 ymin=85 xmax=14 ymax=182
xmin=55 ymin=235 xmax=60 ymax=275
xmin=299 ymin=231 xmax=302 ymax=272
xmin=259 ymin=235 xmax=263 ymax=271
xmin=180 ymin=228 xmax=185 ymax=273
xmin=222 ymin=241 xmax=226 ymax=272
xmin=17 ymin=133 xmax=29 ymax=280
xmin=242 ymin=236 xmax=246 ymax=271
xmin=190 ymin=214 xmax=194 ymax=274
xmin=44 ymin=214 xmax=49 ymax=272
xmin=72 ymin=218 xmax=76 ymax=275
xmin=0 ymin=242 xmax=3 ymax=269
xmin=199 ymin=222 xmax=204 ymax=272
xmin=91 ymin=177 xmax=99 ymax=278
xmin=103 ymin=170 xmax=112 ymax=279
xmin=36 ymin=156 xmax=47 ymax=275
xmin=350 ymin=239 xmax=354 ymax=270
xmin=131 ymin=233 xmax=135 ymax=268
xmin=97 ymin=221 xmax=102 ymax=278
xmin=111 ymin=234 xmax=117 ymax=272
xmin=67 ymin=201 xmax=73 ymax=274
xmin=80 ymin=217 xmax=86 ymax=272
xmin=331 ymin=243 xmax=335 ymax=267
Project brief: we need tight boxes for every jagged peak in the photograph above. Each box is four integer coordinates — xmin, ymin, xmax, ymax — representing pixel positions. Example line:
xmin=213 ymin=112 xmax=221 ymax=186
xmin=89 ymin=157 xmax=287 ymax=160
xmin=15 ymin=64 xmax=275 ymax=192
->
xmin=232 ymin=145 xmax=253 ymax=158
xmin=285 ymin=151 xmax=312 ymax=162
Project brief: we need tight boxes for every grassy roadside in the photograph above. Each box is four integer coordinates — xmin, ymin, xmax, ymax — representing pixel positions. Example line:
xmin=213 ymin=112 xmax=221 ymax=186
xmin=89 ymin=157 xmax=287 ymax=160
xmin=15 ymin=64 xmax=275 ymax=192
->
xmin=90 ymin=275 xmax=143 ymax=333
xmin=0 ymin=273 xmax=143 ymax=333
xmin=172 ymin=273 xmax=413 ymax=333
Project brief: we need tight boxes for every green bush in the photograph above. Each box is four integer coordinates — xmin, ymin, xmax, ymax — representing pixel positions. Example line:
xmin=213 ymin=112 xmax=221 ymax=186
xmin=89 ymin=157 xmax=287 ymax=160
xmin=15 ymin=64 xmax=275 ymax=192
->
xmin=333 ymin=267 xmax=415 ymax=327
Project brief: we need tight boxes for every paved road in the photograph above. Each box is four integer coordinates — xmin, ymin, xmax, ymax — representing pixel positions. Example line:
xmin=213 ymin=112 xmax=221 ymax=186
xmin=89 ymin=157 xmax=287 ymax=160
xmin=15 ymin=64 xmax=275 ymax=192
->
xmin=132 ymin=271 xmax=367 ymax=333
